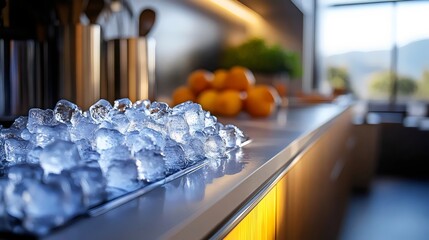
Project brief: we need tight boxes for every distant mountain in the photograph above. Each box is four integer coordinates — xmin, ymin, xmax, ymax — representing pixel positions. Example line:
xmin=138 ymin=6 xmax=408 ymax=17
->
xmin=325 ymin=39 xmax=429 ymax=96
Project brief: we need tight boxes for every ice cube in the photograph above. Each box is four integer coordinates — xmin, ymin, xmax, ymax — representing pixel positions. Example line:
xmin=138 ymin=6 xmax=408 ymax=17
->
xmin=113 ymin=98 xmax=132 ymax=112
xmin=204 ymin=112 xmax=217 ymax=128
xmin=74 ymin=139 xmax=99 ymax=162
xmin=11 ymin=116 xmax=28 ymax=130
xmin=4 ymin=180 xmax=27 ymax=219
xmin=27 ymin=147 xmax=43 ymax=164
xmin=27 ymin=108 xmax=57 ymax=133
xmin=125 ymin=131 xmax=154 ymax=153
xmin=20 ymin=128 xmax=32 ymax=141
xmin=219 ymin=124 xmax=238 ymax=148
xmin=69 ymin=115 xmax=98 ymax=142
xmin=4 ymin=138 xmax=33 ymax=163
xmin=125 ymin=109 xmax=148 ymax=132
xmin=143 ymin=119 xmax=167 ymax=136
xmin=69 ymin=165 xmax=107 ymax=207
xmin=139 ymin=127 xmax=166 ymax=150
xmin=149 ymin=101 xmax=170 ymax=119
xmin=98 ymin=145 xmax=132 ymax=172
xmin=43 ymin=173 xmax=85 ymax=218
xmin=39 ymin=140 xmax=81 ymax=174
xmin=94 ymin=128 xmax=125 ymax=151
xmin=33 ymin=124 xmax=70 ymax=147
xmin=133 ymin=99 xmax=151 ymax=113
xmin=134 ymin=149 xmax=165 ymax=182
xmin=163 ymin=140 xmax=186 ymax=174
xmin=232 ymin=125 xmax=247 ymax=146
xmin=7 ymin=163 xmax=44 ymax=182
xmin=107 ymin=111 xmax=130 ymax=134
xmin=89 ymin=99 xmax=113 ymax=123
xmin=173 ymin=102 xmax=205 ymax=133
xmin=104 ymin=159 xmax=139 ymax=192
xmin=181 ymin=138 xmax=205 ymax=164
xmin=0 ymin=180 xmax=8 ymax=231
xmin=21 ymin=180 xmax=68 ymax=234
xmin=167 ymin=115 xmax=190 ymax=143
xmin=53 ymin=100 xmax=81 ymax=124
xmin=204 ymin=135 xmax=226 ymax=159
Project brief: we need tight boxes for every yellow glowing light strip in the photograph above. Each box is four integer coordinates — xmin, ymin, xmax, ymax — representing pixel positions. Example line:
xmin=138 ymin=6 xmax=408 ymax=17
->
xmin=207 ymin=0 xmax=262 ymax=25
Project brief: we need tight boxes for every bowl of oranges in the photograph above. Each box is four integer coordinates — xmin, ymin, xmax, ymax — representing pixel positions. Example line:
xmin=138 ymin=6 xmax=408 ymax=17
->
xmin=172 ymin=66 xmax=281 ymax=118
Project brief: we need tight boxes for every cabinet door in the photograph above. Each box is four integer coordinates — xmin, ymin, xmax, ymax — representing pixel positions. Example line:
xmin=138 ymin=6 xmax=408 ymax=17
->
xmin=224 ymin=186 xmax=277 ymax=240
xmin=276 ymin=109 xmax=353 ymax=240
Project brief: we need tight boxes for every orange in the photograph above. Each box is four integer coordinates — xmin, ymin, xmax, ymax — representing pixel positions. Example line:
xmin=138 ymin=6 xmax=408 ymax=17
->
xmin=215 ymin=90 xmax=243 ymax=117
xmin=224 ymin=66 xmax=255 ymax=91
xmin=197 ymin=89 xmax=218 ymax=113
xmin=187 ymin=69 xmax=214 ymax=95
xmin=172 ymin=86 xmax=196 ymax=106
xmin=211 ymin=69 xmax=228 ymax=90
xmin=245 ymin=85 xmax=279 ymax=118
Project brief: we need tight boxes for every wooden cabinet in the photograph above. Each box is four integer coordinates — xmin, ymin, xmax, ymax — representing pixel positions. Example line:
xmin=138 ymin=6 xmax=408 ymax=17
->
xmin=223 ymin=109 xmax=353 ymax=240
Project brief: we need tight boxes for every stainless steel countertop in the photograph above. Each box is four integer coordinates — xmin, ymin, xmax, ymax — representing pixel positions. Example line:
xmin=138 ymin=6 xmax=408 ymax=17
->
xmin=44 ymin=103 xmax=348 ymax=240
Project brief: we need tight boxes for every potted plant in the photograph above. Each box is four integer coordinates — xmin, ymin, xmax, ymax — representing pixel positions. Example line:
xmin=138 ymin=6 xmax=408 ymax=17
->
xmin=220 ymin=38 xmax=302 ymax=98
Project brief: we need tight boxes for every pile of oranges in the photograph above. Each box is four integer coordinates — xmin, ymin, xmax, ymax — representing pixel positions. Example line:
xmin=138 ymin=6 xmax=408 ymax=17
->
xmin=172 ymin=66 xmax=280 ymax=118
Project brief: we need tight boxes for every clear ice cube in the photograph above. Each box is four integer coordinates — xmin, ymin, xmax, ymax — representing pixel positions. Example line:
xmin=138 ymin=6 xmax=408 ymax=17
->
xmin=53 ymin=100 xmax=81 ymax=124
xmin=139 ymin=127 xmax=165 ymax=150
xmin=7 ymin=163 xmax=44 ymax=182
xmin=21 ymin=181 xmax=68 ymax=234
xmin=163 ymin=140 xmax=186 ymax=174
xmin=89 ymin=99 xmax=112 ymax=123
xmin=26 ymin=147 xmax=43 ymax=164
xmin=219 ymin=124 xmax=238 ymax=148
xmin=125 ymin=131 xmax=154 ymax=153
xmin=39 ymin=140 xmax=81 ymax=174
xmin=69 ymin=165 xmax=107 ymax=207
xmin=33 ymin=124 xmax=70 ymax=147
xmin=43 ymin=173 xmax=85 ymax=218
xmin=98 ymin=145 xmax=132 ymax=172
xmin=27 ymin=108 xmax=57 ymax=133
xmin=204 ymin=135 xmax=226 ymax=159
xmin=173 ymin=102 xmax=205 ymax=133
xmin=149 ymin=101 xmax=170 ymax=120
xmin=105 ymin=159 xmax=139 ymax=192
xmin=167 ymin=115 xmax=190 ymax=143
xmin=69 ymin=115 xmax=98 ymax=142
xmin=11 ymin=116 xmax=28 ymax=130
xmin=132 ymin=99 xmax=151 ymax=113
xmin=181 ymin=138 xmax=205 ymax=164
xmin=113 ymin=98 xmax=132 ymax=112
xmin=107 ymin=111 xmax=130 ymax=134
xmin=94 ymin=128 xmax=125 ymax=151
xmin=134 ymin=149 xmax=165 ymax=182
xmin=4 ymin=180 xmax=27 ymax=219
xmin=4 ymin=138 xmax=33 ymax=163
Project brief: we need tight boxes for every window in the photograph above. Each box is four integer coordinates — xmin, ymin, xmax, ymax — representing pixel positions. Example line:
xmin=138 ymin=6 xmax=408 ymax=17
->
xmin=317 ymin=0 xmax=429 ymax=102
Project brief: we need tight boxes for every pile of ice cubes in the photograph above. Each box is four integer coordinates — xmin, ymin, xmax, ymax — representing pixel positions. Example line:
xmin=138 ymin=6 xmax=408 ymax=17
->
xmin=0 ymin=99 xmax=247 ymax=235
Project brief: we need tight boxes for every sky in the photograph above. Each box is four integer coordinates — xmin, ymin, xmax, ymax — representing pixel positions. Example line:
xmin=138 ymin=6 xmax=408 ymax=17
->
xmin=319 ymin=1 xmax=429 ymax=55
